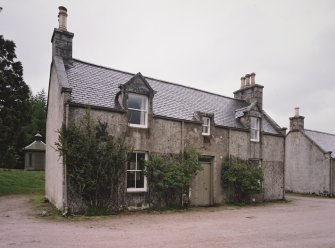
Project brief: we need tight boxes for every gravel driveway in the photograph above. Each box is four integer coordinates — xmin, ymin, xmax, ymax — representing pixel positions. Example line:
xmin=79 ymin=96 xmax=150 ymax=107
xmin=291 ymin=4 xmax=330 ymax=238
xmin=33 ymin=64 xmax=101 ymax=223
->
xmin=1 ymin=194 xmax=335 ymax=248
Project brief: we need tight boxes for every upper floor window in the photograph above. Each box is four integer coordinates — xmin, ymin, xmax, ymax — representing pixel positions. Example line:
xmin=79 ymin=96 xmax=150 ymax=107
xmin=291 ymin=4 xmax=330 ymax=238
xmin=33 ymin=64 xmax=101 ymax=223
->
xmin=127 ymin=93 xmax=148 ymax=128
xmin=202 ymin=117 xmax=210 ymax=136
xmin=127 ymin=152 xmax=147 ymax=192
xmin=250 ymin=117 xmax=260 ymax=142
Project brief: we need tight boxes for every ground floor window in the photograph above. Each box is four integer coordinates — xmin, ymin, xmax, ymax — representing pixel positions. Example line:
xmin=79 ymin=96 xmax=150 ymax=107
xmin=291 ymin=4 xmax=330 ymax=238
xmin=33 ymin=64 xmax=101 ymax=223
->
xmin=127 ymin=152 xmax=147 ymax=192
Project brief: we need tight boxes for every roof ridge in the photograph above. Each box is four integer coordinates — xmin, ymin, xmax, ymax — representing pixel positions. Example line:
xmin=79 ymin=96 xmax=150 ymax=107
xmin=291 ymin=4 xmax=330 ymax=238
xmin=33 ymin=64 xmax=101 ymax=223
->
xmin=304 ymin=129 xmax=335 ymax=137
xmin=71 ymin=58 xmax=246 ymax=103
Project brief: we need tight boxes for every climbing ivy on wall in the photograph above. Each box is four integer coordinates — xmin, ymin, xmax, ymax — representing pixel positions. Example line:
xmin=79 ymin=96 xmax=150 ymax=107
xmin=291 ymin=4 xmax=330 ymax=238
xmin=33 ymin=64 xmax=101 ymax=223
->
xmin=56 ymin=111 xmax=129 ymax=213
xmin=221 ymin=156 xmax=264 ymax=203
xmin=145 ymin=148 xmax=202 ymax=208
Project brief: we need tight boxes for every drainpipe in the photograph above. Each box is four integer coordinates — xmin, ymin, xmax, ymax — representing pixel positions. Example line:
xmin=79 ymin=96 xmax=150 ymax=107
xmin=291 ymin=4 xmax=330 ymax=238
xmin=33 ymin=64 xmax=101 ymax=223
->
xmin=181 ymin=121 xmax=185 ymax=156
xmin=228 ymin=128 xmax=231 ymax=162
xmin=282 ymin=135 xmax=286 ymax=200
xmin=329 ymin=152 xmax=333 ymax=197
xmin=63 ymin=102 xmax=69 ymax=215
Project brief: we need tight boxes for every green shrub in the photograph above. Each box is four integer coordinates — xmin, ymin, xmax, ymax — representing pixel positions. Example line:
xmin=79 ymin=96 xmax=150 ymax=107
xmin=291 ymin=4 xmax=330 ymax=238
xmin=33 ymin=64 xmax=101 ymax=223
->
xmin=56 ymin=111 xmax=129 ymax=213
xmin=221 ymin=156 xmax=264 ymax=203
xmin=145 ymin=148 xmax=202 ymax=208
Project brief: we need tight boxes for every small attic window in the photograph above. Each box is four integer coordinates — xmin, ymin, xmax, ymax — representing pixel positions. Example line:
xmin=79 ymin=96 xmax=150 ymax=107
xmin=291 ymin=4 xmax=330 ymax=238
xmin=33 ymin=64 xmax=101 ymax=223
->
xmin=202 ymin=117 xmax=210 ymax=136
xmin=128 ymin=93 xmax=148 ymax=128
xmin=250 ymin=117 xmax=260 ymax=142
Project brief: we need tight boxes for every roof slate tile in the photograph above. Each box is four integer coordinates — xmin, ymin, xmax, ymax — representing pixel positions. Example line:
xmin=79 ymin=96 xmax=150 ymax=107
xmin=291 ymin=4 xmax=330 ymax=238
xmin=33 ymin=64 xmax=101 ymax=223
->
xmin=65 ymin=59 xmax=280 ymax=134
xmin=304 ymin=129 xmax=335 ymax=158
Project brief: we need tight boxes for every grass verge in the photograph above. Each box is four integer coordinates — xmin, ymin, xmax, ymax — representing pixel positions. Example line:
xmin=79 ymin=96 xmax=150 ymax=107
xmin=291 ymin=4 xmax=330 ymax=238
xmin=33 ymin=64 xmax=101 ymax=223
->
xmin=0 ymin=169 xmax=45 ymax=196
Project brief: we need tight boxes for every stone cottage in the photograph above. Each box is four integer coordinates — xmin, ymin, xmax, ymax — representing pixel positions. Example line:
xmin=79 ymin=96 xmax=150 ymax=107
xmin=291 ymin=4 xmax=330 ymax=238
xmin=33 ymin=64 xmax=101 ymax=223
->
xmin=23 ymin=133 xmax=45 ymax=170
xmin=285 ymin=108 xmax=335 ymax=196
xmin=46 ymin=7 xmax=286 ymax=211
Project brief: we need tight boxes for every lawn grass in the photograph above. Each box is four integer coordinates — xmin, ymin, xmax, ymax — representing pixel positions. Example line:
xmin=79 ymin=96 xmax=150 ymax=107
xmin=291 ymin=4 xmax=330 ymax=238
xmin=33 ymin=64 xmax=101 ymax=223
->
xmin=0 ymin=169 xmax=45 ymax=196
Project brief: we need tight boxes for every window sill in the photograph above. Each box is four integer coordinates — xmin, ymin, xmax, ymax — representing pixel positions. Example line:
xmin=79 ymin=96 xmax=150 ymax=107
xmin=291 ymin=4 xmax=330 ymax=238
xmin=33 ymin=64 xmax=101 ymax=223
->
xmin=202 ymin=133 xmax=210 ymax=136
xmin=250 ymin=139 xmax=260 ymax=142
xmin=127 ymin=188 xmax=147 ymax=193
xmin=128 ymin=124 xmax=148 ymax=129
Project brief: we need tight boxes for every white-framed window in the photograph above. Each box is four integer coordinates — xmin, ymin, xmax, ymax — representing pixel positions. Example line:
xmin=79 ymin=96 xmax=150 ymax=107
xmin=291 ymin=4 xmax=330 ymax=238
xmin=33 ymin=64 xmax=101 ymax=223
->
xmin=127 ymin=152 xmax=147 ymax=192
xmin=127 ymin=93 xmax=148 ymax=128
xmin=250 ymin=117 xmax=260 ymax=142
xmin=202 ymin=117 xmax=210 ymax=136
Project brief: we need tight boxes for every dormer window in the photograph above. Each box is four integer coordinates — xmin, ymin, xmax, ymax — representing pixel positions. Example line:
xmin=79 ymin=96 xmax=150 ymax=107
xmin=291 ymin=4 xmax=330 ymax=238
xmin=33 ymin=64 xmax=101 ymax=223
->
xmin=250 ymin=117 xmax=260 ymax=142
xmin=202 ymin=117 xmax=210 ymax=136
xmin=128 ymin=93 xmax=148 ymax=128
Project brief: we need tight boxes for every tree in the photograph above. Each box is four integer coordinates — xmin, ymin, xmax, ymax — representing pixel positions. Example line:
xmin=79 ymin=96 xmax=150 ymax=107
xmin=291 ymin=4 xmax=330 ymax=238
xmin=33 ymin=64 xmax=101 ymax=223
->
xmin=0 ymin=35 xmax=31 ymax=168
xmin=28 ymin=89 xmax=47 ymax=142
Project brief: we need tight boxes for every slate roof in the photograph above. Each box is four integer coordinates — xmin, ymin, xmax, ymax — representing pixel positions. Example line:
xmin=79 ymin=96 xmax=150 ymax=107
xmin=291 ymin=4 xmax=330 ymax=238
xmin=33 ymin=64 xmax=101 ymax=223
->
xmin=65 ymin=59 xmax=281 ymax=134
xmin=304 ymin=129 xmax=335 ymax=158
xmin=23 ymin=140 xmax=46 ymax=151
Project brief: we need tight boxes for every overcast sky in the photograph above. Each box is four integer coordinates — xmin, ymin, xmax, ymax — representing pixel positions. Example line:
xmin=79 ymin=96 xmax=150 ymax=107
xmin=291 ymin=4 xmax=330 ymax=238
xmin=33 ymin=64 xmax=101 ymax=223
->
xmin=1 ymin=0 xmax=334 ymax=133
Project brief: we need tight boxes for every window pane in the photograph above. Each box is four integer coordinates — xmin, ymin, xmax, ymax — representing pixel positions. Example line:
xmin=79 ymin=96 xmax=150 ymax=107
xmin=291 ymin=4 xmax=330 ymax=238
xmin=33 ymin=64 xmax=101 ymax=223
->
xmin=136 ymin=172 xmax=144 ymax=188
xmin=128 ymin=161 xmax=136 ymax=170
xmin=139 ymin=111 xmax=146 ymax=125
xmin=127 ymin=172 xmax=135 ymax=188
xmin=250 ymin=117 xmax=257 ymax=128
xmin=128 ymin=94 xmax=147 ymax=110
xmin=251 ymin=130 xmax=258 ymax=140
xmin=251 ymin=130 xmax=255 ymax=140
xmin=128 ymin=109 xmax=141 ymax=125
xmin=203 ymin=126 xmax=209 ymax=134
xmin=127 ymin=153 xmax=136 ymax=170
xmin=137 ymin=153 xmax=145 ymax=170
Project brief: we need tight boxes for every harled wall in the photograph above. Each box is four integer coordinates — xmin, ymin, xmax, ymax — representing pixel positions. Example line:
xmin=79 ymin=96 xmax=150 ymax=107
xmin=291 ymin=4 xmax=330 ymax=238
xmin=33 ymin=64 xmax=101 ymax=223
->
xmin=286 ymin=131 xmax=331 ymax=196
xmin=68 ymin=107 xmax=285 ymax=208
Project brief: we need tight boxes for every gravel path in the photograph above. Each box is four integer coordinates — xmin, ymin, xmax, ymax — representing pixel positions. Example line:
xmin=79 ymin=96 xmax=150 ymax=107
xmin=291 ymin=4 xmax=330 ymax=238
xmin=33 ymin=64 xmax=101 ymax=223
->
xmin=1 ymin=194 xmax=335 ymax=248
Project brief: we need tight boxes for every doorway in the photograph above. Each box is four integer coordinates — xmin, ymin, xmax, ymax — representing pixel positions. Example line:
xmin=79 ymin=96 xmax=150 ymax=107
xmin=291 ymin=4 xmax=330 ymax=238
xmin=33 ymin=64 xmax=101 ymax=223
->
xmin=190 ymin=157 xmax=213 ymax=206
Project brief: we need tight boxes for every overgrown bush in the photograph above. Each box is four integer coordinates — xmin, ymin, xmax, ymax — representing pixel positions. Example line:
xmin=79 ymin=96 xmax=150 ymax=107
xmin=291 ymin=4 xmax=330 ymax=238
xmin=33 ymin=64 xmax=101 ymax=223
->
xmin=56 ymin=111 xmax=129 ymax=213
xmin=145 ymin=148 xmax=202 ymax=208
xmin=221 ymin=156 xmax=264 ymax=203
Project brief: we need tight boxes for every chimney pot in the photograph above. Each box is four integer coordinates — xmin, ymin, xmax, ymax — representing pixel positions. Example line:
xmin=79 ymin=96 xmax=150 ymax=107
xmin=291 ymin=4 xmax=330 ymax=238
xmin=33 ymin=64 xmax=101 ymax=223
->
xmin=240 ymin=77 xmax=245 ymax=89
xmin=58 ymin=6 xmax=68 ymax=31
xmin=245 ymin=74 xmax=250 ymax=86
xmin=294 ymin=107 xmax=300 ymax=117
xmin=250 ymin=72 xmax=256 ymax=85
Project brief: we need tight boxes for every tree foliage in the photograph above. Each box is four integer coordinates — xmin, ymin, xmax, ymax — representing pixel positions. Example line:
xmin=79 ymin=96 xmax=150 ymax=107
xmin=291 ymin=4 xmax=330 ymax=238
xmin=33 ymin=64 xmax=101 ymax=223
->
xmin=56 ymin=111 xmax=129 ymax=213
xmin=0 ymin=35 xmax=31 ymax=168
xmin=145 ymin=149 xmax=202 ymax=208
xmin=221 ymin=156 xmax=264 ymax=203
xmin=28 ymin=89 xmax=47 ymax=142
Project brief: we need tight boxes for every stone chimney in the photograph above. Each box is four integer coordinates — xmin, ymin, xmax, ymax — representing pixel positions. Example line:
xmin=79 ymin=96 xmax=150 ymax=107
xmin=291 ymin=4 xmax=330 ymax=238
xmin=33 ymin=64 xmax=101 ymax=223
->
xmin=234 ymin=72 xmax=264 ymax=109
xmin=289 ymin=107 xmax=305 ymax=131
xmin=51 ymin=6 xmax=74 ymax=64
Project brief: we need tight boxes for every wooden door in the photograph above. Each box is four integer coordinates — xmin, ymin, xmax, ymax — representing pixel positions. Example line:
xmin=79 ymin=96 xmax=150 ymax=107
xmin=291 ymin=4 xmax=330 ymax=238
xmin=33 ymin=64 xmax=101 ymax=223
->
xmin=190 ymin=161 xmax=212 ymax=206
